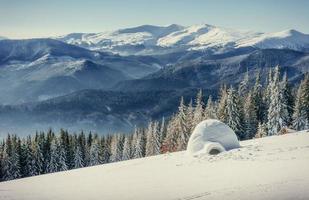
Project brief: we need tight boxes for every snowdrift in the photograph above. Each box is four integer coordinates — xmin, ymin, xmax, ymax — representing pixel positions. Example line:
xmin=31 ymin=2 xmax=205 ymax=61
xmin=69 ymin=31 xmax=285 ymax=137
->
xmin=187 ymin=119 xmax=240 ymax=155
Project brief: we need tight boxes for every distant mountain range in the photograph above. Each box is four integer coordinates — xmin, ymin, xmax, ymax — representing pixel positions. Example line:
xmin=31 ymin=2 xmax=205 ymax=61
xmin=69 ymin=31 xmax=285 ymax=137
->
xmin=0 ymin=39 xmax=161 ymax=104
xmin=0 ymin=24 xmax=308 ymax=136
xmin=54 ymin=24 xmax=309 ymax=55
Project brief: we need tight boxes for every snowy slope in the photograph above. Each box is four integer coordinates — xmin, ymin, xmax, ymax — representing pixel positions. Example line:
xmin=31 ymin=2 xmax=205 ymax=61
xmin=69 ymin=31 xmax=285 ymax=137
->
xmin=237 ymin=29 xmax=309 ymax=50
xmin=55 ymin=24 xmax=309 ymax=54
xmin=1 ymin=130 xmax=309 ymax=200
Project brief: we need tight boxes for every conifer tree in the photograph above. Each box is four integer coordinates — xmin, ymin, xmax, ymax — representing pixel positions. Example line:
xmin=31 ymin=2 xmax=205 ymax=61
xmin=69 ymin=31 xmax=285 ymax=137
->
xmin=238 ymin=69 xmax=249 ymax=97
xmin=218 ymin=85 xmax=228 ymax=123
xmin=267 ymin=66 xmax=287 ymax=135
xmin=161 ymin=115 xmax=179 ymax=153
xmin=89 ymin=139 xmax=101 ymax=166
xmin=186 ymin=99 xmax=195 ymax=134
xmin=244 ymin=92 xmax=258 ymax=139
xmin=133 ymin=128 xmax=145 ymax=159
xmin=73 ymin=143 xmax=84 ymax=168
xmin=252 ymin=70 xmax=265 ymax=122
xmin=255 ymin=122 xmax=267 ymax=138
xmin=122 ymin=136 xmax=132 ymax=161
xmin=204 ymin=95 xmax=217 ymax=119
xmin=47 ymin=138 xmax=59 ymax=173
xmin=193 ymin=89 xmax=204 ymax=126
xmin=226 ymin=86 xmax=245 ymax=139
xmin=110 ymin=135 xmax=123 ymax=162
xmin=293 ymin=74 xmax=309 ymax=130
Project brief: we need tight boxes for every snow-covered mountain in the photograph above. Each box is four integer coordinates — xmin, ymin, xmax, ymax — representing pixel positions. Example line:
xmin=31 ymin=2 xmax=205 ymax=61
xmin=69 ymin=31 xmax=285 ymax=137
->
xmin=1 ymin=131 xmax=309 ymax=200
xmin=55 ymin=24 xmax=184 ymax=55
xmin=55 ymin=24 xmax=309 ymax=55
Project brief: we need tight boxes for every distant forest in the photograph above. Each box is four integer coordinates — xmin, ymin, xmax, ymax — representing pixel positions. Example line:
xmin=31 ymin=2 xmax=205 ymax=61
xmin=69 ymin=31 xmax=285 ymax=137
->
xmin=1 ymin=66 xmax=308 ymax=182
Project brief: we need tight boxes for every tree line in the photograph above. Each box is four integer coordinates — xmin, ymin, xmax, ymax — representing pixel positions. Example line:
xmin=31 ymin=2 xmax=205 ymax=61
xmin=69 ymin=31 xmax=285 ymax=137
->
xmin=0 ymin=66 xmax=308 ymax=182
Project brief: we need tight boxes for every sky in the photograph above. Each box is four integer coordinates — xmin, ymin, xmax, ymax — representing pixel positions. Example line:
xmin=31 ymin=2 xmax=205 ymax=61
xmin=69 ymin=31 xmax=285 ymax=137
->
xmin=1 ymin=0 xmax=309 ymax=39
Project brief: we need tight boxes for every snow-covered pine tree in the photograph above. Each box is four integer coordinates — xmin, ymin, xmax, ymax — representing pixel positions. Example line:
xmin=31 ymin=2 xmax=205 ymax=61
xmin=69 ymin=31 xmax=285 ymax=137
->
xmin=89 ymin=139 xmax=101 ymax=166
xmin=58 ymin=144 xmax=68 ymax=171
xmin=47 ymin=137 xmax=59 ymax=173
xmin=217 ymin=85 xmax=229 ymax=123
xmin=161 ymin=115 xmax=179 ymax=153
xmin=20 ymin=137 xmax=37 ymax=177
xmin=193 ymin=89 xmax=204 ymax=126
xmin=238 ymin=69 xmax=249 ymax=97
xmin=122 ymin=136 xmax=132 ymax=161
xmin=255 ymin=122 xmax=267 ymax=138
xmin=267 ymin=66 xmax=287 ymax=135
xmin=176 ymin=97 xmax=190 ymax=151
xmin=252 ymin=70 xmax=265 ymax=123
xmin=226 ymin=86 xmax=245 ymax=139
xmin=152 ymin=121 xmax=161 ymax=155
xmin=204 ymin=95 xmax=217 ymax=120
xmin=73 ymin=143 xmax=84 ymax=168
xmin=133 ymin=128 xmax=145 ymax=159
xmin=1 ymin=142 xmax=13 ymax=181
xmin=263 ymin=69 xmax=273 ymax=119
xmin=145 ymin=121 xmax=161 ymax=156
xmin=244 ymin=92 xmax=258 ymax=139
xmin=33 ymin=133 xmax=44 ymax=174
xmin=280 ymin=72 xmax=293 ymax=126
xmin=145 ymin=121 xmax=154 ymax=157
xmin=293 ymin=74 xmax=309 ymax=130
xmin=101 ymin=136 xmax=111 ymax=164
xmin=186 ymin=99 xmax=195 ymax=134
xmin=110 ymin=134 xmax=123 ymax=162
xmin=159 ymin=117 xmax=167 ymax=145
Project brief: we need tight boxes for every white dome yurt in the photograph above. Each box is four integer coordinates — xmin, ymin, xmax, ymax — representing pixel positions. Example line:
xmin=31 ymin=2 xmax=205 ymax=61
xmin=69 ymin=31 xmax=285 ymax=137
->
xmin=187 ymin=119 xmax=240 ymax=156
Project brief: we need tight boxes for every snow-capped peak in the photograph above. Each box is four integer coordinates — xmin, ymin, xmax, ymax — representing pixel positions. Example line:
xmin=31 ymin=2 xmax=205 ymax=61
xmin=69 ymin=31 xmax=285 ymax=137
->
xmin=54 ymin=24 xmax=309 ymax=54
xmin=237 ymin=29 xmax=309 ymax=50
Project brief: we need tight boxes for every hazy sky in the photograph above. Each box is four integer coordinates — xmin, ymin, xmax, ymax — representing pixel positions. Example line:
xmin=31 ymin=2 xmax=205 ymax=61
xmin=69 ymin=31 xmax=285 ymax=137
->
xmin=1 ymin=0 xmax=309 ymax=39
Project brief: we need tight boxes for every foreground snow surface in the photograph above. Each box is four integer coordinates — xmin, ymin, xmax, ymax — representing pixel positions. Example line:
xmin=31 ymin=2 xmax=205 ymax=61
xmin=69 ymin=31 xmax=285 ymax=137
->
xmin=1 ymin=131 xmax=309 ymax=200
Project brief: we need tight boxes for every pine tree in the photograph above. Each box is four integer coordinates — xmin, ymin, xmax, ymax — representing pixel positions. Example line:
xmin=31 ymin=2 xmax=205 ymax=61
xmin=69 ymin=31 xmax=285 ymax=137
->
xmin=122 ymin=136 xmax=132 ymax=161
xmin=162 ymin=115 xmax=179 ymax=153
xmin=110 ymin=134 xmax=123 ymax=162
xmin=244 ymin=92 xmax=258 ymax=139
xmin=293 ymin=74 xmax=309 ymax=130
xmin=204 ymin=95 xmax=217 ymax=119
xmin=238 ymin=69 xmax=249 ymax=97
xmin=33 ymin=134 xmax=44 ymax=174
xmin=218 ymin=85 xmax=228 ymax=123
xmin=133 ymin=129 xmax=145 ymax=159
xmin=252 ymin=70 xmax=265 ymax=122
xmin=89 ymin=139 xmax=101 ymax=166
xmin=101 ymin=136 xmax=111 ymax=164
xmin=255 ymin=122 xmax=267 ymax=138
xmin=159 ymin=117 xmax=167 ymax=145
xmin=145 ymin=121 xmax=154 ymax=157
xmin=1 ymin=142 xmax=13 ymax=181
xmin=186 ymin=99 xmax=195 ymax=134
xmin=193 ymin=89 xmax=204 ymax=126
xmin=20 ymin=137 xmax=37 ymax=177
xmin=176 ymin=97 xmax=190 ymax=151
xmin=267 ymin=66 xmax=286 ymax=135
xmin=280 ymin=72 xmax=292 ymax=126
xmin=145 ymin=121 xmax=161 ymax=156
xmin=226 ymin=86 xmax=245 ymax=139
xmin=281 ymin=72 xmax=294 ymax=126
xmin=47 ymin=137 xmax=59 ymax=173
xmin=73 ymin=143 xmax=84 ymax=168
